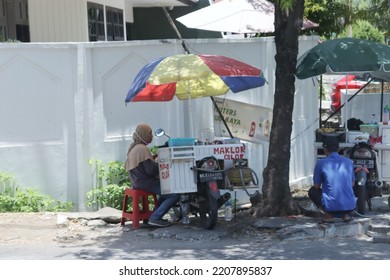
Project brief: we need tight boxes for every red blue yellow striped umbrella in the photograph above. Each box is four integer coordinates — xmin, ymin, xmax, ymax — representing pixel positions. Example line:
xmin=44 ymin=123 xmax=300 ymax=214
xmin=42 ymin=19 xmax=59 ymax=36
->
xmin=125 ymin=54 xmax=266 ymax=103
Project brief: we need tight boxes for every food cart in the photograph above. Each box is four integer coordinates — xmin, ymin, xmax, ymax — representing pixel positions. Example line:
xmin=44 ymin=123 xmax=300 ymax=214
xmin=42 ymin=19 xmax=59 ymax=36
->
xmin=156 ymin=136 xmax=260 ymax=229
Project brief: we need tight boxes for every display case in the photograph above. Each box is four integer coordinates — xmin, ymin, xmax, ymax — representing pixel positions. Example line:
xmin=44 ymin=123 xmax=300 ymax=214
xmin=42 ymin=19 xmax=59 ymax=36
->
xmin=158 ymin=146 xmax=197 ymax=195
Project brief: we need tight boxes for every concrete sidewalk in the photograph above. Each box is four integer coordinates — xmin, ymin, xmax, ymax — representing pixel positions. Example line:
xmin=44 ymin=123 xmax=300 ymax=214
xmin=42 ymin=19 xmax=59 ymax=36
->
xmin=62 ymin=195 xmax=390 ymax=242
xmin=264 ymin=195 xmax=390 ymax=243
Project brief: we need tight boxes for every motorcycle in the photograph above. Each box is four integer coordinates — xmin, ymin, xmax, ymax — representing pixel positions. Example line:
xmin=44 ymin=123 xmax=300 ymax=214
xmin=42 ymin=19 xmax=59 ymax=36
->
xmin=188 ymin=155 xmax=231 ymax=229
xmin=154 ymin=128 xmax=259 ymax=229
xmin=349 ymin=141 xmax=383 ymax=214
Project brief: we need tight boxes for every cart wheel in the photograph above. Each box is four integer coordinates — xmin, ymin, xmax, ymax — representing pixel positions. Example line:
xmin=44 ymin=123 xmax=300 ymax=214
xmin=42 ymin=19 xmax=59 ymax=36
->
xmin=199 ymin=188 xmax=218 ymax=230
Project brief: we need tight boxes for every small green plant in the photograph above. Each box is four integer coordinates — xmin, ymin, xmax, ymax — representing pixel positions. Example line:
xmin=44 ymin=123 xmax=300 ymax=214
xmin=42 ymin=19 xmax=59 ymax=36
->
xmin=12 ymin=188 xmax=73 ymax=212
xmin=0 ymin=172 xmax=74 ymax=212
xmin=86 ymin=159 xmax=158 ymax=211
xmin=86 ymin=159 xmax=131 ymax=210
xmin=0 ymin=172 xmax=17 ymax=196
xmin=86 ymin=184 xmax=127 ymax=210
xmin=105 ymin=160 xmax=130 ymax=186
xmin=0 ymin=195 xmax=15 ymax=212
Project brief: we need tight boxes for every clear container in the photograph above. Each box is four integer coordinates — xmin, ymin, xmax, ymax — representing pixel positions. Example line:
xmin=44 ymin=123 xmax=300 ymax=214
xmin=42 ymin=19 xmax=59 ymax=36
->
xmin=224 ymin=199 xmax=232 ymax=221
xmin=383 ymin=105 xmax=389 ymax=125
xmin=370 ymin=113 xmax=377 ymax=125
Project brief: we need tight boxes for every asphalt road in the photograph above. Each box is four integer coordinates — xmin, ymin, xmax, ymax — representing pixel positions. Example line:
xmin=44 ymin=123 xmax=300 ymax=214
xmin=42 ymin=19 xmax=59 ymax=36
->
xmin=1 ymin=205 xmax=390 ymax=260
xmin=1 ymin=232 xmax=389 ymax=260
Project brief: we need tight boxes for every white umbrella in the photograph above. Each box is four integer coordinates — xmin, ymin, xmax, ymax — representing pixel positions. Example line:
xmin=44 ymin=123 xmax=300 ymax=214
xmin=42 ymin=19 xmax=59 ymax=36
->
xmin=176 ymin=0 xmax=318 ymax=34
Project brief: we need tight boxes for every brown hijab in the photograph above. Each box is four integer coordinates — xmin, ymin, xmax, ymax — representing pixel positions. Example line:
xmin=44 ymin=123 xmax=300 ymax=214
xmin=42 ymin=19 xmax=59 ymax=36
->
xmin=125 ymin=124 xmax=153 ymax=171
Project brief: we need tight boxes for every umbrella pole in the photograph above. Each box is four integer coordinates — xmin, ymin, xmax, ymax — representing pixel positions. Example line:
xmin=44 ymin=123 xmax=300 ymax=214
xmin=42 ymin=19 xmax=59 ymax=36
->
xmin=380 ymin=80 xmax=384 ymax=122
xmin=210 ymin=96 xmax=234 ymax=139
xmin=319 ymin=75 xmax=323 ymax=128
xmin=162 ymin=7 xmax=190 ymax=54
xmin=344 ymin=74 xmax=349 ymax=133
xmin=187 ymin=83 xmax=195 ymax=137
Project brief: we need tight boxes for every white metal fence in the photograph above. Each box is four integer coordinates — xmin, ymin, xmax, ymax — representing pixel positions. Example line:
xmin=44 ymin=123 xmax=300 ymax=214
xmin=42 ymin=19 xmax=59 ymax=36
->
xmin=0 ymin=37 xmax=319 ymax=210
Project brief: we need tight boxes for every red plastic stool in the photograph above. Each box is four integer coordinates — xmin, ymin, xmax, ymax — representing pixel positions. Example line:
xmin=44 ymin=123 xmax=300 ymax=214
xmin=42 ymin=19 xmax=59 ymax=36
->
xmin=120 ymin=188 xmax=158 ymax=229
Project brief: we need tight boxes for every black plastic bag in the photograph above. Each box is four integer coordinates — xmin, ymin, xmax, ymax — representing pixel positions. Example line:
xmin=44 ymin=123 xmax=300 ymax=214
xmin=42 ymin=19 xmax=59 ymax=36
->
xmin=347 ymin=118 xmax=364 ymax=131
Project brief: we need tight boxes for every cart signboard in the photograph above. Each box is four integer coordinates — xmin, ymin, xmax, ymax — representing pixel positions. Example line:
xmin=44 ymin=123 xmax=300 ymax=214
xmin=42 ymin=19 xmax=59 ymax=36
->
xmin=213 ymin=97 xmax=272 ymax=142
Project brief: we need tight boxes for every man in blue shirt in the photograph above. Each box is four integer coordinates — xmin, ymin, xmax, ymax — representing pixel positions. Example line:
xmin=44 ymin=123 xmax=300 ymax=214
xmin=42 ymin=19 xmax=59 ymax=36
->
xmin=309 ymin=136 xmax=356 ymax=223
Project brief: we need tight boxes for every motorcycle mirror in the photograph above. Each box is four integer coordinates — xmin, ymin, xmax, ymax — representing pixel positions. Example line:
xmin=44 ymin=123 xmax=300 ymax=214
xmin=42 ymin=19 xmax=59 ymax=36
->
xmin=154 ymin=128 xmax=170 ymax=139
xmin=154 ymin=128 xmax=165 ymax=137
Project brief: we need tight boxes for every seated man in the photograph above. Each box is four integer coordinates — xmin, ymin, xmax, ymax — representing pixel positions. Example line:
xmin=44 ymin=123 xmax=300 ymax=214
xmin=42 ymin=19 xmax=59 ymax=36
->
xmin=309 ymin=136 xmax=356 ymax=223
xmin=125 ymin=123 xmax=180 ymax=227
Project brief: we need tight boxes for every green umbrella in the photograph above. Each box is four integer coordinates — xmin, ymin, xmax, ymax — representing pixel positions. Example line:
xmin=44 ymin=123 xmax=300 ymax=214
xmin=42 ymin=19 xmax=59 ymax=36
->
xmin=295 ymin=38 xmax=390 ymax=81
xmin=296 ymin=38 xmax=390 ymax=128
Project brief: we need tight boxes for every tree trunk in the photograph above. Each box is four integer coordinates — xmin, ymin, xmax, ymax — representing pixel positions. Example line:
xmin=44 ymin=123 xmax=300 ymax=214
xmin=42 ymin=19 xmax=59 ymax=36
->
xmin=256 ymin=0 xmax=305 ymax=217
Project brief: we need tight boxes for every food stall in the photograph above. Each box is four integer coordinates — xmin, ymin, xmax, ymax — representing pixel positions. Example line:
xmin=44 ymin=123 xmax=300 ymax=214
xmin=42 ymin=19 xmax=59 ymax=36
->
xmin=315 ymin=84 xmax=390 ymax=185
xmin=295 ymin=37 xmax=390 ymax=208
xmin=156 ymin=137 xmax=260 ymax=229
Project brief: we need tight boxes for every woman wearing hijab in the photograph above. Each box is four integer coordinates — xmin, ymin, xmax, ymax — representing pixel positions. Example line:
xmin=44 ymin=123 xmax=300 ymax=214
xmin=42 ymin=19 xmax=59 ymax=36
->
xmin=125 ymin=124 xmax=180 ymax=227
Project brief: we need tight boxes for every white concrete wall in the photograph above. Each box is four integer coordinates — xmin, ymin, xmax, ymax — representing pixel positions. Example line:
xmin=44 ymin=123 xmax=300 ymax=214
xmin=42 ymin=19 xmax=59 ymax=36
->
xmin=0 ymin=36 xmax=318 ymax=210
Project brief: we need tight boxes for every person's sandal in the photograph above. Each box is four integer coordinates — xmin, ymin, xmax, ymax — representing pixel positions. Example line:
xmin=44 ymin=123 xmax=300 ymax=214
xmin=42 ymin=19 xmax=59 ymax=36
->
xmin=342 ymin=216 xmax=353 ymax=223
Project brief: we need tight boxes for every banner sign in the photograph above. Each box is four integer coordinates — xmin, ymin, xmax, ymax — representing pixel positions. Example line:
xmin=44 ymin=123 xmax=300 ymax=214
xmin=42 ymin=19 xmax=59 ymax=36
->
xmin=213 ymin=97 xmax=273 ymax=142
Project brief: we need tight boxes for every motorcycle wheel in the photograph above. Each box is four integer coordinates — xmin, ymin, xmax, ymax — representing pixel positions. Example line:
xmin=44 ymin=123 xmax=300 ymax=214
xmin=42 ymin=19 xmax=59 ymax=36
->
xmin=355 ymin=185 xmax=366 ymax=215
xmin=199 ymin=188 xmax=218 ymax=230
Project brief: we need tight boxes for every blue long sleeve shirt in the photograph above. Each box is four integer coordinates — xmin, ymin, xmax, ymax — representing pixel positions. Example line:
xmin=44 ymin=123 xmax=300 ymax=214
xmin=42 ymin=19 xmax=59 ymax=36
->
xmin=313 ymin=152 xmax=356 ymax=211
